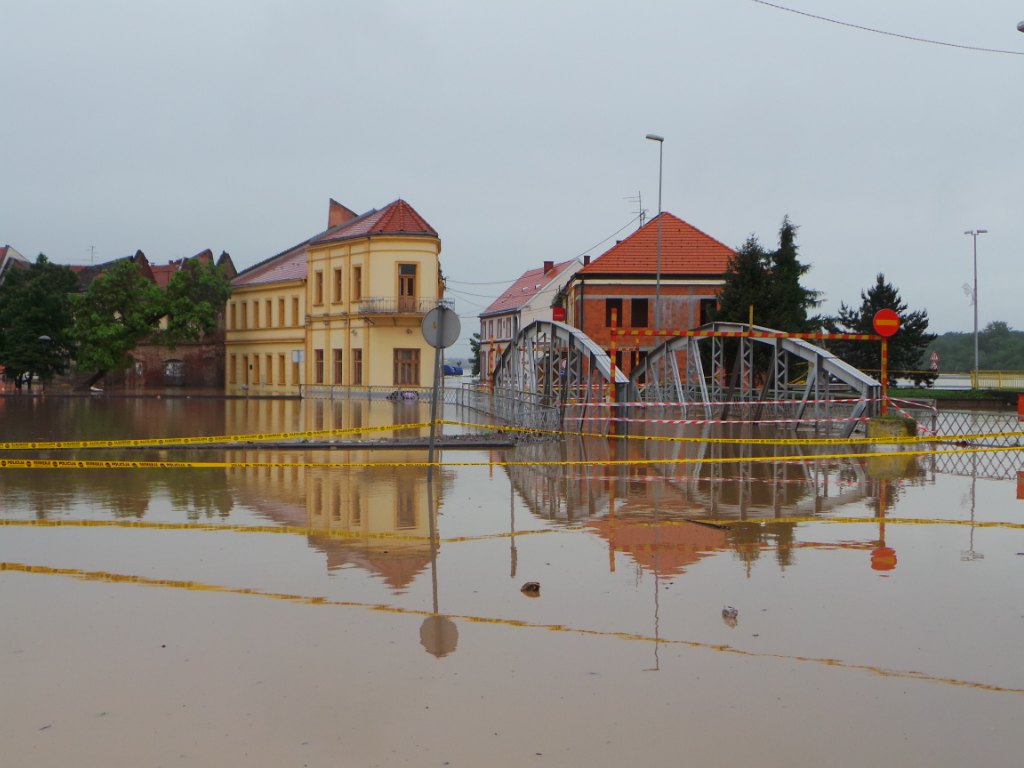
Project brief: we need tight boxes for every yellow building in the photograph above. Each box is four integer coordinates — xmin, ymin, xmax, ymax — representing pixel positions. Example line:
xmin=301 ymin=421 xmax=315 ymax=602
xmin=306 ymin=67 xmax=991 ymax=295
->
xmin=225 ymin=199 xmax=446 ymax=395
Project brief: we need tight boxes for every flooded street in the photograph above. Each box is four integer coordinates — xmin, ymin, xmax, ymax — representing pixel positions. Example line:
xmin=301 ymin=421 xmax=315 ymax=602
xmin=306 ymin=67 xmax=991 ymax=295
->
xmin=2 ymin=395 xmax=1023 ymax=767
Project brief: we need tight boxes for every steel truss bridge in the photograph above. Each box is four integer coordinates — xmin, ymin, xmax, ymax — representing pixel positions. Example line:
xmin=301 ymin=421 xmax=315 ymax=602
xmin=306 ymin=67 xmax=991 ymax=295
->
xmin=486 ymin=320 xmax=882 ymax=437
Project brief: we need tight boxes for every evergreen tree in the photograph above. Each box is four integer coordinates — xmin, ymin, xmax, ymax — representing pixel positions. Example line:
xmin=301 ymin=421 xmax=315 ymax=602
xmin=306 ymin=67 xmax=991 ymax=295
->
xmin=822 ymin=273 xmax=936 ymax=387
xmin=468 ymin=332 xmax=482 ymax=376
xmin=0 ymin=254 xmax=79 ymax=387
xmin=714 ymin=217 xmax=819 ymax=332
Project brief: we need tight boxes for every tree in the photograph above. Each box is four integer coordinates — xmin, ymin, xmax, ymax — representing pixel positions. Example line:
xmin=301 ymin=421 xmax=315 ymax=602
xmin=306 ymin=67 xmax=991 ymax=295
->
xmin=0 ymin=254 xmax=79 ymax=387
xmin=822 ymin=273 xmax=936 ymax=387
xmin=714 ymin=217 xmax=819 ymax=332
xmin=161 ymin=259 xmax=233 ymax=346
xmin=71 ymin=259 xmax=167 ymax=386
xmin=469 ymin=332 xmax=482 ymax=376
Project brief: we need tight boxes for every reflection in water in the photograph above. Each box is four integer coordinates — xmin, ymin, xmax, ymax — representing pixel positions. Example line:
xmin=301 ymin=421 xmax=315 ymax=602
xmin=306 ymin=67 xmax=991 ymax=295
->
xmin=505 ymin=425 xmax=933 ymax=578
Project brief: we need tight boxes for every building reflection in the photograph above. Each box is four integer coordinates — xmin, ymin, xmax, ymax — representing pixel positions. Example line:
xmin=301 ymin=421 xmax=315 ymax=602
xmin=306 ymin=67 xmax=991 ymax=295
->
xmin=224 ymin=445 xmax=453 ymax=593
xmin=505 ymin=425 xmax=929 ymax=577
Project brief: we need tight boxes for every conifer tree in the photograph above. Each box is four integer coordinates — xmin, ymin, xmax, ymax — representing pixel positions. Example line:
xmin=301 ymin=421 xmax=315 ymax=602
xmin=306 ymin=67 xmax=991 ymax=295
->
xmin=823 ymin=273 xmax=936 ymax=387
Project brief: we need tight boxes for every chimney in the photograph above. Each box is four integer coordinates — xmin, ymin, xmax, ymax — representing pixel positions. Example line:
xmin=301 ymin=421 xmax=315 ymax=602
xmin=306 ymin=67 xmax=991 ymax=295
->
xmin=583 ymin=255 xmax=591 ymax=266
xmin=328 ymin=199 xmax=358 ymax=228
xmin=543 ymin=260 xmax=554 ymax=274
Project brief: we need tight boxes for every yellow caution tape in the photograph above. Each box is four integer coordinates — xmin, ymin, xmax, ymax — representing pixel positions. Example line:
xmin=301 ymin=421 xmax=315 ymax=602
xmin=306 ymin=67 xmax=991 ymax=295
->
xmin=3 ymin=561 xmax=1020 ymax=695
xmin=0 ymin=422 xmax=434 ymax=451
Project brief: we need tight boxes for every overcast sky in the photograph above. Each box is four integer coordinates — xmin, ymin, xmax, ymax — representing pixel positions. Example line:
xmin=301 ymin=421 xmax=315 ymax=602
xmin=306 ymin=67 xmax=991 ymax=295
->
xmin=3 ymin=0 xmax=1021 ymax=357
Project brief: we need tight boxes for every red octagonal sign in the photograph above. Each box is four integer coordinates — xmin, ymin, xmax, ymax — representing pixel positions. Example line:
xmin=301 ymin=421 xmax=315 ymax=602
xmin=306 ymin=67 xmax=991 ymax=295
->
xmin=873 ymin=308 xmax=900 ymax=337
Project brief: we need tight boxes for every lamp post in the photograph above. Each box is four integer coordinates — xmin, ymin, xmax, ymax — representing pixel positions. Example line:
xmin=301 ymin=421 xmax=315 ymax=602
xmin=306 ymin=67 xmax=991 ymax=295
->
xmin=963 ymin=229 xmax=987 ymax=386
xmin=646 ymin=134 xmax=664 ymax=330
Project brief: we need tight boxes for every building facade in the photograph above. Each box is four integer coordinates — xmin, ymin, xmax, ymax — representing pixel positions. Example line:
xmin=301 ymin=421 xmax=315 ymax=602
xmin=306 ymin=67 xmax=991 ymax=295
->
xmin=478 ymin=258 xmax=581 ymax=380
xmin=563 ymin=212 xmax=734 ymax=376
xmin=225 ymin=199 xmax=446 ymax=395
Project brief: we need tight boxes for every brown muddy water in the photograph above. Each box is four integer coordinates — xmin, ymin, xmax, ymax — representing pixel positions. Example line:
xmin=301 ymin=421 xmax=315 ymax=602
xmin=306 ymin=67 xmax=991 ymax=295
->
xmin=2 ymin=395 xmax=1023 ymax=767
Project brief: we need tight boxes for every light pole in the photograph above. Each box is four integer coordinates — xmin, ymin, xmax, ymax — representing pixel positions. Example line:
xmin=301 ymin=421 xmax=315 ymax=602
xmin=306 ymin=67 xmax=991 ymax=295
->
xmin=645 ymin=134 xmax=664 ymax=330
xmin=963 ymin=229 xmax=987 ymax=386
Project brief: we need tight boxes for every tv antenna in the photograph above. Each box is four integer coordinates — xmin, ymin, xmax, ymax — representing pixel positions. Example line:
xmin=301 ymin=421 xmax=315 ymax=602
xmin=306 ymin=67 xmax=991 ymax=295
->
xmin=624 ymin=191 xmax=646 ymax=228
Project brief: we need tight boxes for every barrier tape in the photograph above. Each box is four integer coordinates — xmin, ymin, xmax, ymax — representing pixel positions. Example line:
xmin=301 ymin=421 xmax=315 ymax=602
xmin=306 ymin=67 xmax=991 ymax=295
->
xmin=443 ymin=419 xmax=1024 ymax=447
xmin=0 ymin=518 xmax=564 ymax=543
xmin=0 ymin=443 xmax=1020 ymax=471
xmin=3 ymin=561 xmax=1019 ymax=695
xmin=4 ymin=514 xmax=1022 ymax=535
xmin=569 ymin=416 xmax=870 ymax=426
xmin=0 ymin=422 xmax=434 ymax=451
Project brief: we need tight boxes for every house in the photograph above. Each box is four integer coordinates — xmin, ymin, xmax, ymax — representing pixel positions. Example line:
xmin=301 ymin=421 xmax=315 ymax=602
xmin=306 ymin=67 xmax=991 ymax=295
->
xmin=225 ymin=198 xmax=445 ymax=395
xmin=0 ymin=245 xmax=30 ymax=286
xmin=562 ymin=212 xmax=734 ymax=375
xmin=478 ymin=258 xmax=582 ymax=381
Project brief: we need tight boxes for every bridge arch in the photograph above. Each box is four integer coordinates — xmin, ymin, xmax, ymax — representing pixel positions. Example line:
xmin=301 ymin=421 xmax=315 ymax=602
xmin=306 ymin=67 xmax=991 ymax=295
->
xmin=490 ymin=320 xmax=628 ymax=429
xmin=628 ymin=322 xmax=881 ymax=437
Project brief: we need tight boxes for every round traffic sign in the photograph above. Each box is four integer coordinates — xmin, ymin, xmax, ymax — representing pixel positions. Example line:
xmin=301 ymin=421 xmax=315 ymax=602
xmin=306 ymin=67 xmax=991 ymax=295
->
xmin=873 ymin=308 xmax=900 ymax=338
xmin=421 ymin=306 xmax=461 ymax=349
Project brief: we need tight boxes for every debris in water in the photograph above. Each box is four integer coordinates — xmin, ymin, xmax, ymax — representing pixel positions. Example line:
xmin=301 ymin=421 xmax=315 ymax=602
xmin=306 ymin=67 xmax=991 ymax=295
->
xmin=521 ymin=582 xmax=541 ymax=597
xmin=722 ymin=606 xmax=739 ymax=628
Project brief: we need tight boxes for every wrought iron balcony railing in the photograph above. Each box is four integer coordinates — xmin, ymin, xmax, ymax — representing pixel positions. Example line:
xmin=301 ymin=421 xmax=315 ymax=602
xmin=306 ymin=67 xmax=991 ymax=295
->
xmin=355 ymin=297 xmax=454 ymax=315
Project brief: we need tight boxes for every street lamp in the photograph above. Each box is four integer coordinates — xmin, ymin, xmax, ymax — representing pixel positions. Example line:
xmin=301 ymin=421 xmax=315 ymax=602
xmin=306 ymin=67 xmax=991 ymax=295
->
xmin=645 ymin=134 xmax=664 ymax=330
xmin=963 ymin=229 xmax=987 ymax=386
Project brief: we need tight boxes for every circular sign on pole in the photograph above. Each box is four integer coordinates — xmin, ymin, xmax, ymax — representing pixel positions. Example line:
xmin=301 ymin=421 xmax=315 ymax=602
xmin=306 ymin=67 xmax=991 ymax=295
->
xmin=873 ymin=308 xmax=900 ymax=337
xmin=422 ymin=306 xmax=461 ymax=349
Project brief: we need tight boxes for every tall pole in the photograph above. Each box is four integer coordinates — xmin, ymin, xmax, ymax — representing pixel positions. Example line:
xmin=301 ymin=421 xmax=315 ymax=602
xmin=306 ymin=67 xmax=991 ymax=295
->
xmin=964 ymin=229 xmax=987 ymax=386
xmin=646 ymin=134 xmax=664 ymax=330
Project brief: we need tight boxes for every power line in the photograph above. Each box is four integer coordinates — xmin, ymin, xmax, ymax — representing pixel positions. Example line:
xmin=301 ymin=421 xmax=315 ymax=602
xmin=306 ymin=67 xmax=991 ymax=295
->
xmin=747 ymin=0 xmax=1024 ymax=56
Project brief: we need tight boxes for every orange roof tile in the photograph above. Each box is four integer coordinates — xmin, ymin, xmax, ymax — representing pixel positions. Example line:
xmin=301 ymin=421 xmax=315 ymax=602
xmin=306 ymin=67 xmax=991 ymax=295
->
xmin=311 ymin=199 xmax=437 ymax=245
xmin=578 ymin=212 xmax=734 ymax=277
xmin=481 ymin=259 xmax=578 ymax=316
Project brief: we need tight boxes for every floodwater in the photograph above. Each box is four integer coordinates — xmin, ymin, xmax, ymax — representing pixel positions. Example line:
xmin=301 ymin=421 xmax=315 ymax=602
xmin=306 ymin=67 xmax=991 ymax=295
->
xmin=2 ymin=395 xmax=1023 ymax=767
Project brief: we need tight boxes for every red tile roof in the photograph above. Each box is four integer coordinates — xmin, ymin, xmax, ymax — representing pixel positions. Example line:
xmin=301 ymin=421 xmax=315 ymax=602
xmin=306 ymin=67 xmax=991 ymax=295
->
xmin=578 ymin=212 xmax=734 ymax=277
xmin=481 ymin=259 xmax=578 ymax=316
xmin=311 ymin=199 xmax=437 ymax=245
xmin=234 ymin=199 xmax=437 ymax=288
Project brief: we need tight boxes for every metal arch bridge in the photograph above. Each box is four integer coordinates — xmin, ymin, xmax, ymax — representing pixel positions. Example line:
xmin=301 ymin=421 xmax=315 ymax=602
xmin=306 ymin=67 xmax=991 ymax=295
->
xmin=488 ymin=320 xmax=881 ymax=437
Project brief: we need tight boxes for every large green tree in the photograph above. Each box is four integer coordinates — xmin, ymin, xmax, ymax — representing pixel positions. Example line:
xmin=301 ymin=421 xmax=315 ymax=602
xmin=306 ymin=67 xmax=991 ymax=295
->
xmin=0 ymin=254 xmax=79 ymax=387
xmin=822 ymin=273 xmax=936 ymax=387
xmin=72 ymin=259 xmax=167 ymax=386
xmin=161 ymin=259 xmax=233 ymax=346
xmin=714 ymin=216 xmax=819 ymax=332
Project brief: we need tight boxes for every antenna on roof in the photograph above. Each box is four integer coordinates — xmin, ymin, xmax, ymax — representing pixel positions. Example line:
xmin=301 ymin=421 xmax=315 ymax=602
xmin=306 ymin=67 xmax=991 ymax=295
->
xmin=88 ymin=245 xmax=95 ymax=265
xmin=624 ymin=191 xmax=646 ymax=228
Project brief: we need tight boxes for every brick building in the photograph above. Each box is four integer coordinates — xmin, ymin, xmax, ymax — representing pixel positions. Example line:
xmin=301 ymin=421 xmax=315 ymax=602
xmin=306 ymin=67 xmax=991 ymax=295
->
xmin=562 ymin=212 xmax=734 ymax=376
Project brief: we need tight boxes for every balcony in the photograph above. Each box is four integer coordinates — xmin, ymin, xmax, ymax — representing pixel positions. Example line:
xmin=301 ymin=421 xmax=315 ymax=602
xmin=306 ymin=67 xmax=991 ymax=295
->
xmin=355 ymin=297 xmax=454 ymax=315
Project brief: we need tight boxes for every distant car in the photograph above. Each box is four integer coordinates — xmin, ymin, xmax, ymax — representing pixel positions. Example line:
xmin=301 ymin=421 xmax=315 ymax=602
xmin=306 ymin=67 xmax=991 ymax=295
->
xmin=442 ymin=364 xmax=464 ymax=376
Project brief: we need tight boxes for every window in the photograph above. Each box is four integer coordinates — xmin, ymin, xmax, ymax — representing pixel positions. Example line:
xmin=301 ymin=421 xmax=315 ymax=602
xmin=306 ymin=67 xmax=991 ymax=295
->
xmin=314 ymin=271 xmax=324 ymax=305
xmin=266 ymin=300 xmax=273 ymax=327
xmin=605 ymin=298 xmax=623 ymax=327
xmin=253 ymin=301 xmax=259 ymax=328
xmin=333 ymin=348 xmax=343 ymax=384
xmin=242 ymin=355 xmax=250 ymax=386
xmin=314 ymin=349 xmax=324 ymax=384
xmin=398 ymin=264 xmax=417 ymax=311
xmin=265 ymin=354 xmax=273 ymax=384
xmin=333 ymin=268 xmax=343 ymax=303
xmin=292 ymin=297 xmax=300 ymax=326
xmin=229 ymin=354 xmax=237 ymax=384
xmin=229 ymin=303 xmax=236 ymax=330
xmin=278 ymin=354 xmax=286 ymax=385
xmin=352 ymin=348 xmax=363 ymax=385
xmin=278 ymin=298 xmax=285 ymax=327
xmin=394 ymin=348 xmax=420 ymax=386
xmin=630 ymin=298 xmax=649 ymax=328
xmin=396 ymin=484 xmax=416 ymax=529
xmin=253 ymin=355 xmax=260 ymax=385
xmin=700 ymin=297 xmax=717 ymax=326
xmin=352 ymin=266 xmax=362 ymax=302
xmin=241 ymin=302 xmax=248 ymax=329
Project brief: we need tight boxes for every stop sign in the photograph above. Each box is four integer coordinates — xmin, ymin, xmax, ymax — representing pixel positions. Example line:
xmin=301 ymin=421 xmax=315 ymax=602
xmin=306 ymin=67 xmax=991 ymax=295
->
xmin=873 ymin=309 xmax=900 ymax=337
